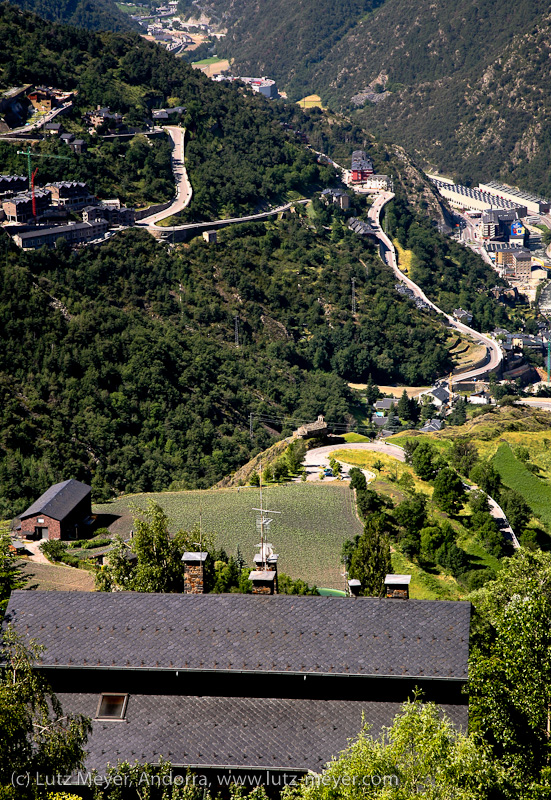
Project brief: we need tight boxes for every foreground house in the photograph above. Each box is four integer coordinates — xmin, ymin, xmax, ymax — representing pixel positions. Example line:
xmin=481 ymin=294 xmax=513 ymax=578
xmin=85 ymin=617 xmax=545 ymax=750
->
xmin=18 ymin=479 xmax=91 ymax=540
xmin=5 ymin=591 xmax=471 ymax=782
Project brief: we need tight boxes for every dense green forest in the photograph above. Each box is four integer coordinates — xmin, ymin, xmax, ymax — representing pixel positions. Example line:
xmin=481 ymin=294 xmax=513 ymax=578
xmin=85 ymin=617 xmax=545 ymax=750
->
xmin=7 ymin=0 xmax=139 ymax=31
xmin=206 ymin=0 xmax=551 ymax=196
xmin=0 ymin=2 xmax=334 ymax=217
xmin=0 ymin=208 xmax=456 ymax=518
xmin=385 ymin=197 xmax=511 ymax=331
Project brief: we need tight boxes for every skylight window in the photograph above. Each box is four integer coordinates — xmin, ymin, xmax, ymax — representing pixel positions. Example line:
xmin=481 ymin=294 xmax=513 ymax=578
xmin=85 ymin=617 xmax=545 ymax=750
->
xmin=96 ymin=694 xmax=128 ymax=720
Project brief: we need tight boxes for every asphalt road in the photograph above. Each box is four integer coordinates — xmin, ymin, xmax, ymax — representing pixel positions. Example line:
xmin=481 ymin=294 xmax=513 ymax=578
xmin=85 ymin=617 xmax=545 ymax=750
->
xmin=367 ymin=192 xmax=503 ymax=383
xmin=136 ymin=126 xmax=192 ymax=226
xmin=304 ymin=442 xmax=405 ymax=482
xmin=305 ymin=441 xmax=519 ymax=547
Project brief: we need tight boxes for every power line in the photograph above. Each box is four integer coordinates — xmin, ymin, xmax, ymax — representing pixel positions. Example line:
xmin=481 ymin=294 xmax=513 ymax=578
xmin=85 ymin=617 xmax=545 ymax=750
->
xmin=351 ymin=277 xmax=356 ymax=315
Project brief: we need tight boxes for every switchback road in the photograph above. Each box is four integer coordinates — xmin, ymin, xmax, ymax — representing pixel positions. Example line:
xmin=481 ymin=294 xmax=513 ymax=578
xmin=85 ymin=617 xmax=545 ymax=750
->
xmin=367 ymin=192 xmax=503 ymax=383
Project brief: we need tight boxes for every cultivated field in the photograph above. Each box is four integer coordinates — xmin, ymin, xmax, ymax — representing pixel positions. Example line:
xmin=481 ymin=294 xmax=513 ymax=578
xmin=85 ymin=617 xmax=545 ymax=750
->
xmin=94 ymin=483 xmax=362 ymax=590
xmin=17 ymin=560 xmax=95 ymax=592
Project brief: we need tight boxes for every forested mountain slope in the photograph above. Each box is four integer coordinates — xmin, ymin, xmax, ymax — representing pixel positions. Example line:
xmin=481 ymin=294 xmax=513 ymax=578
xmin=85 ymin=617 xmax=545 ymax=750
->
xmin=0 ymin=2 xmax=331 ymax=219
xmin=206 ymin=0 xmax=551 ymax=195
xmin=0 ymin=218 xmax=453 ymax=518
xmin=7 ymin=0 xmax=138 ymax=31
xmin=195 ymin=0 xmax=383 ymax=101
xmin=0 ymin=4 xmax=511 ymax=518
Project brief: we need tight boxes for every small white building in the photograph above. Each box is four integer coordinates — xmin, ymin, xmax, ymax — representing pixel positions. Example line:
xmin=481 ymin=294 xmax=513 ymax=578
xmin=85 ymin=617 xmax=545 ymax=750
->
xmin=469 ymin=390 xmax=492 ymax=405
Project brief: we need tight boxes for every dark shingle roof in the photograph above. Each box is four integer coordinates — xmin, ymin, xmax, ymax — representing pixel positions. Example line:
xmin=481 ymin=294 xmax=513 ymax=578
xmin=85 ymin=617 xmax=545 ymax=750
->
xmin=19 ymin=480 xmax=90 ymax=521
xmin=57 ymin=692 xmax=468 ymax=773
xmin=5 ymin=592 xmax=470 ymax=679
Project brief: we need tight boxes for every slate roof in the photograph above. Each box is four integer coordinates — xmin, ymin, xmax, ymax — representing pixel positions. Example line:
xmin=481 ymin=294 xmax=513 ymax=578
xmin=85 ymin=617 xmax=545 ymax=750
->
xmin=431 ymin=387 xmax=450 ymax=403
xmin=19 ymin=479 xmax=91 ymax=521
xmin=5 ymin=592 xmax=470 ymax=679
xmin=57 ymin=692 xmax=468 ymax=773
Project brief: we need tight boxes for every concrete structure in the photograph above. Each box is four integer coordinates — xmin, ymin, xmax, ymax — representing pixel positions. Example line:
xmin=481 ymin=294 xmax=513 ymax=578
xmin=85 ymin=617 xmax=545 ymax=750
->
xmin=0 ymin=174 xmax=27 ymax=196
xmin=18 ymin=479 xmax=91 ymax=541
xmin=512 ymin=250 xmax=532 ymax=280
xmin=239 ymin=77 xmax=278 ymax=98
xmin=361 ymin=174 xmax=391 ymax=191
xmin=478 ymin=181 xmax=550 ymax=215
xmin=432 ymin=179 xmax=525 ymax=215
xmin=202 ymin=229 xmax=217 ymax=243
xmin=85 ymin=106 xmax=123 ymax=130
xmin=295 ymin=414 xmax=328 ymax=439
xmin=2 ymin=189 xmax=51 ymax=223
xmin=453 ymin=308 xmax=473 ymax=324
xmin=13 ymin=219 xmax=109 ymax=250
xmin=320 ymin=188 xmax=350 ymax=209
xmin=469 ymin=391 xmax=492 ymax=405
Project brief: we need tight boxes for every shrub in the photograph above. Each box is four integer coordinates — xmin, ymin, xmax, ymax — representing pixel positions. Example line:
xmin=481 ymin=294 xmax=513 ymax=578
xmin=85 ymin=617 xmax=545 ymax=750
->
xmin=39 ymin=540 xmax=68 ymax=562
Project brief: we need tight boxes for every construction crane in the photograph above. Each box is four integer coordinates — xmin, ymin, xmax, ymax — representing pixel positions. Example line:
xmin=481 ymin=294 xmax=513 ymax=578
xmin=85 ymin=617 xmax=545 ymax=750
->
xmin=17 ymin=148 xmax=71 ymax=218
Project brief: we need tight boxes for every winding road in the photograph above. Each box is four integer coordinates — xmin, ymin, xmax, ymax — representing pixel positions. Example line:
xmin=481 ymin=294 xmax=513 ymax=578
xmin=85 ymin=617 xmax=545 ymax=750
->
xmin=136 ymin=126 xmax=192 ymax=227
xmin=304 ymin=441 xmax=519 ymax=547
xmin=367 ymin=192 xmax=503 ymax=383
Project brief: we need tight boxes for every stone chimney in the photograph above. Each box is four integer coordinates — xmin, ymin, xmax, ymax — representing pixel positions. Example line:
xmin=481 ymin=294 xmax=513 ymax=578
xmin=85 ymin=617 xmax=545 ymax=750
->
xmin=249 ymin=569 xmax=277 ymax=595
xmin=384 ymin=574 xmax=411 ymax=599
xmin=182 ymin=552 xmax=208 ymax=594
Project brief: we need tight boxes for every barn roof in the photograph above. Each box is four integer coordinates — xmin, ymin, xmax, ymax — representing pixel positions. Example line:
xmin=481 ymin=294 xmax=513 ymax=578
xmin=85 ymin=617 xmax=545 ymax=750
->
xmin=19 ymin=479 xmax=91 ymax=522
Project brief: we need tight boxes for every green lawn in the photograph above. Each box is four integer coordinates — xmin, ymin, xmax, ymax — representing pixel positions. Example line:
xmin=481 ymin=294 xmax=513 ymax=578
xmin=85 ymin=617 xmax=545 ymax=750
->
xmin=192 ymin=56 xmax=224 ymax=66
xmin=492 ymin=442 xmax=551 ymax=529
xmin=342 ymin=432 xmax=372 ymax=443
xmin=94 ymin=483 xmax=362 ymax=590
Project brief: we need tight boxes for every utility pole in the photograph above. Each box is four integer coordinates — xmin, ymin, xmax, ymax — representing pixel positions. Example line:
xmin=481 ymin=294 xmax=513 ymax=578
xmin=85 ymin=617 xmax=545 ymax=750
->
xmin=351 ymin=277 xmax=356 ymax=315
xmin=548 ymin=338 xmax=550 ymax=387
xmin=234 ymin=314 xmax=239 ymax=347
xmin=249 ymin=413 xmax=253 ymax=440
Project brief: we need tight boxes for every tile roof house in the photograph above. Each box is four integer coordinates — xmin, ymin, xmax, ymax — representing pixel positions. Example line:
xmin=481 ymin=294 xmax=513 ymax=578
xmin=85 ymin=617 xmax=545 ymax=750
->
xmin=18 ymin=479 xmax=91 ymax=540
xmin=4 ymin=592 xmax=471 ymax=781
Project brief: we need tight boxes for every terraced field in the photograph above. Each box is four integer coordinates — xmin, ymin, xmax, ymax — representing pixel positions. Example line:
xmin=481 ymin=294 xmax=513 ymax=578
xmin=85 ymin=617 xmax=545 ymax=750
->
xmin=94 ymin=483 xmax=362 ymax=590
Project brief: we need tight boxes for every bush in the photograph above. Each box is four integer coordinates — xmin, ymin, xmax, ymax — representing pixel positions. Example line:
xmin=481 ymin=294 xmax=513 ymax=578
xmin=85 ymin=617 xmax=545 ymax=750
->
xmin=349 ymin=467 xmax=367 ymax=492
xmin=39 ymin=540 xmax=68 ymax=562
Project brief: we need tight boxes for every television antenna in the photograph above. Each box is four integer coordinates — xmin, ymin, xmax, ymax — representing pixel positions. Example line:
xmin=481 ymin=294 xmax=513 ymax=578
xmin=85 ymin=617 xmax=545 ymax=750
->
xmin=252 ymin=459 xmax=281 ymax=565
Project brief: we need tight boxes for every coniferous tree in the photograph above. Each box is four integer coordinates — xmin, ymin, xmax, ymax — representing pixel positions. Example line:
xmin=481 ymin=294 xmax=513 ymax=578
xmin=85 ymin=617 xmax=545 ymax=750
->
xmin=0 ymin=532 xmax=28 ymax=614
xmin=349 ymin=513 xmax=392 ymax=597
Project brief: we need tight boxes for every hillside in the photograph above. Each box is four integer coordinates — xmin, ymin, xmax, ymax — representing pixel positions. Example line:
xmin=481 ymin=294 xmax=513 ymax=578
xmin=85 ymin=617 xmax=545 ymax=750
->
xmin=93 ymin=483 xmax=362 ymax=590
xmin=7 ymin=0 xmax=139 ymax=31
xmin=193 ymin=0 xmax=382 ymax=101
xmin=0 ymin=212 xmax=457 ymax=518
xmin=206 ymin=0 xmax=551 ymax=196
xmin=0 ymin=3 xmax=335 ymax=219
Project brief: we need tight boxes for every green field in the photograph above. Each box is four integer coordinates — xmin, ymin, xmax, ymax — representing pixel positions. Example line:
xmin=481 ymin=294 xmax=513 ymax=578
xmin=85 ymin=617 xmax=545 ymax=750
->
xmin=492 ymin=443 xmax=551 ymax=529
xmin=94 ymin=483 xmax=362 ymax=590
xmin=192 ymin=56 xmax=225 ymax=66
